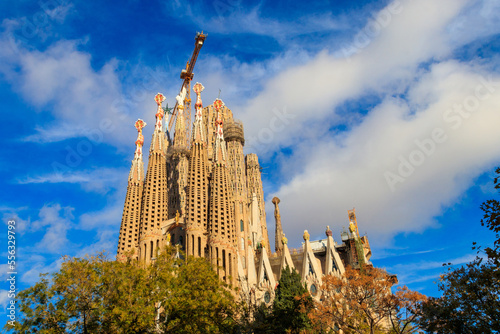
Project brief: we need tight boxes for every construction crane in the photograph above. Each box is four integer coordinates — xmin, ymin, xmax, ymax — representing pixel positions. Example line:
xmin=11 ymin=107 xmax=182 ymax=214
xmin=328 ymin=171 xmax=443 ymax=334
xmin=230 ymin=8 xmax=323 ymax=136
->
xmin=348 ymin=208 xmax=366 ymax=271
xmin=168 ymin=32 xmax=207 ymax=145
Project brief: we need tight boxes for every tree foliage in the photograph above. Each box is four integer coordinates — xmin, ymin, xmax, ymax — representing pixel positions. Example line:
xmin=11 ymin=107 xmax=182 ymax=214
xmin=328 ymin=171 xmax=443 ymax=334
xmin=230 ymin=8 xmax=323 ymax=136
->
xmin=418 ymin=167 xmax=500 ymax=333
xmin=310 ymin=266 xmax=426 ymax=334
xmin=5 ymin=247 xmax=237 ymax=334
xmin=271 ymin=266 xmax=314 ymax=333
xmin=157 ymin=254 xmax=237 ymax=333
xmin=388 ymin=286 xmax=427 ymax=334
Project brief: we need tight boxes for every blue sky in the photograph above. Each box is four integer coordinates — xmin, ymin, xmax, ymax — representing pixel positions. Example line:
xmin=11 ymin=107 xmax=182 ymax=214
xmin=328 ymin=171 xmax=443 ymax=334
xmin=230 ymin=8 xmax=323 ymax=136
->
xmin=1 ymin=0 xmax=500 ymax=317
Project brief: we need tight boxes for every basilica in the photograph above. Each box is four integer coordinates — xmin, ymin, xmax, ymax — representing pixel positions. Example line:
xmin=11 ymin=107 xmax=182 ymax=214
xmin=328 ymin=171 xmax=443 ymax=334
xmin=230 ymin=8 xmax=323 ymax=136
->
xmin=116 ymin=33 xmax=373 ymax=304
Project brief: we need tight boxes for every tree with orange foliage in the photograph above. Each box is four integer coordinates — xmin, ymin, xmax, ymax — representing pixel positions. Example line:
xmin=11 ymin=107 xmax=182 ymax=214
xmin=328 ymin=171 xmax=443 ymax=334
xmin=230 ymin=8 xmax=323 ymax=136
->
xmin=388 ymin=286 xmax=427 ymax=334
xmin=310 ymin=266 xmax=426 ymax=334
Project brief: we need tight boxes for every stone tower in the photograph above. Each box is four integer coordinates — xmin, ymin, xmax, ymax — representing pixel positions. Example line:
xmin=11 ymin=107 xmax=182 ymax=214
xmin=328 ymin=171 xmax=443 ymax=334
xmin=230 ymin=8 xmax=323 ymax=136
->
xmin=208 ymin=99 xmax=237 ymax=285
xmin=272 ymin=196 xmax=284 ymax=255
xmin=224 ymin=119 xmax=249 ymax=271
xmin=185 ymin=83 xmax=209 ymax=258
xmin=246 ymin=153 xmax=270 ymax=254
xmin=168 ymin=87 xmax=190 ymax=218
xmin=138 ymin=94 xmax=169 ymax=264
xmin=204 ymin=103 xmax=234 ymax=165
xmin=114 ymin=34 xmax=382 ymax=306
xmin=117 ymin=119 xmax=146 ymax=262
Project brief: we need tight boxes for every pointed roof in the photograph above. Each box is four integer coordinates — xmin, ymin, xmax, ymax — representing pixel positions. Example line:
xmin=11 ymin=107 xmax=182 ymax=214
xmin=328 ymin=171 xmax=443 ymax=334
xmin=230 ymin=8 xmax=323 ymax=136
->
xmin=278 ymin=235 xmax=295 ymax=280
xmin=213 ymin=98 xmax=227 ymax=164
xmin=324 ymin=226 xmax=345 ymax=277
xmin=173 ymin=87 xmax=188 ymax=148
xmin=129 ymin=119 xmax=146 ymax=183
xmin=257 ymin=244 xmax=276 ymax=288
xmin=150 ymin=93 xmax=166 ymax=153
xmin=301 ymin=230 xmax=323 ymax=286
xmin=192 ymin=82 xmax=205 ymax=144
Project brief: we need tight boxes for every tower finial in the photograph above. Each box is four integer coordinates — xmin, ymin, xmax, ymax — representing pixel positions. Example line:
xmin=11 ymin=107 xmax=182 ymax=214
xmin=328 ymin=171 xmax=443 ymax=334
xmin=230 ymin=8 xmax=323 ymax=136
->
xmin=154 ymin=93 xmax=166 ymax=131
xmin=129 ymin=119 xmax=147 ymax=183
xmin=150 ymin=93 xmax=167 ymax=153
xmin=213 ymin=98 xmax=227 ymax=164
xmin=192 ymin=82 xmax=205 ymax=144
xmin=134 ymin=119 xmax=147 ymax=158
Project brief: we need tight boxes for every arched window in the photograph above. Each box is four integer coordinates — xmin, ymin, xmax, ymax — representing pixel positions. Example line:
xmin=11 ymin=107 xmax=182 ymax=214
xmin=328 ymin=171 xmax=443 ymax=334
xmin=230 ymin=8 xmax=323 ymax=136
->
xmin=240 ymin=220 xmax=244 ymax=232
xmin=198 ymin=237 xmax=201 ymax=257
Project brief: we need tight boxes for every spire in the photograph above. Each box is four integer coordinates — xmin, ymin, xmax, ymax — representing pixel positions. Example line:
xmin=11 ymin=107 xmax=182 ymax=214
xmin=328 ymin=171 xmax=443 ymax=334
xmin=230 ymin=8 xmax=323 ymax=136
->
xmin=150 ymin=93 xmax=166 ymax=153
xmin=117 ymin=119 xmax=147 ymax=262
xmin=185 ymin=82 xmax=209 ymax=257
xmin=272 ymin=196 xmax=283 ymax=254
xmin=213 ymin=99 xmax=227 ymax=164
xmin=173 ymin=87 xmax=188 ymax=148
xmin=138 ymin=94 xmax=169 ymax=264
xmin=192 ymin=82 xmax=205 ymax=144
xmin=168 ymin=86 xmax=190 ymax=218
xmin=129 ymin=119 xmax=147 ymax=183
xmin=208 ymin=98 xmax=236 ymax=284
xmin=246 ymin=154 xmax=271 ymax=255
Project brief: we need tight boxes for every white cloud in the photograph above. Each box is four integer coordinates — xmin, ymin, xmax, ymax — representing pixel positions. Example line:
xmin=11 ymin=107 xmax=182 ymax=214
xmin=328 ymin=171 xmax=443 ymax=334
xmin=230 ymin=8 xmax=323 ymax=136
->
xmin=210 ymin=0 xmax=500 ymax=250
xmin=236 ymin=0 xmax=470 ymax=156
xmin=31 ymin=203 xmax=74 ymax=253
xmin=79 ymin=202 xmax=123 ymax=231
xmin=0 ymin=30 xmax=136 ymax=145
xmin=1 ymin=207 xmax=31 ymax=235
xmin=166 ymin=1 xmax=351 ymax=45
xmin=21 ymin=257 xmax=64 ymax=285
xmin=270 ymin=61 xmax=500 ymax=247
xmin=76 ymin=229 xmax=118 ymax=258
xmin=0 ymin=290 xmax=9 ymax=309
xmin=18 ymin=167 xmax=128 ymax=194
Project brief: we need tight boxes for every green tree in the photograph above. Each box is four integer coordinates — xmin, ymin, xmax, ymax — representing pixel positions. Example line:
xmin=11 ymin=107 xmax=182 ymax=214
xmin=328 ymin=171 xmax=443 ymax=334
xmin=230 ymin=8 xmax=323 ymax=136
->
xmin=6 ymin=253 xmax=156 ymax=334
xmin=157 ymin=254 xmax=237 ymax=333
xmin=419 ymin=167 xmax=500 ymax=333
xmin=5 ymin=247 xmax=238 ymax=334
xmin=271 ymin=266 xmax=314 ymax=334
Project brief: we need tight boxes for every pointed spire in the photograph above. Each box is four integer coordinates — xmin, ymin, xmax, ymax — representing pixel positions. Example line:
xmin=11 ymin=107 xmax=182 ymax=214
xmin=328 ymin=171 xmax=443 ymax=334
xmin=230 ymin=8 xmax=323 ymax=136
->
xmin=117 ymin=119 xmax=147 ymax=262
xmin=139 ymin=94 xmax=169 ymax=264
xmin=154 ymin=93 xmax=166 ymax=131
xmin=272 ymin=196 xmax=283 ymax=254
xmin=150 ymin=93 xmax=166 ymax=153
xmin=192 ymin=82 xmax=205 ymax=144
xmin=325 ymin=226 xmax=345 ymax=277
xmin=129 ymin=119 xmax=146 ymax=183
xmin=301 ymin=229 xmax=323 ymax=286
xmin=278 ymin=234 xmax=295 ymax=280
xmin=213 ymin=98 xmax=227 ymax=164
xmin=173 ymin=87 xmax=188 ymax=148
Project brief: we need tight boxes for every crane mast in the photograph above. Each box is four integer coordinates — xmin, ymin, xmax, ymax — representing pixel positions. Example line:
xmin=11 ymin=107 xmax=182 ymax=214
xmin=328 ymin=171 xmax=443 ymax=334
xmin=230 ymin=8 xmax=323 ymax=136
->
xmin=168 ymin=32 xmax=206 ymax=146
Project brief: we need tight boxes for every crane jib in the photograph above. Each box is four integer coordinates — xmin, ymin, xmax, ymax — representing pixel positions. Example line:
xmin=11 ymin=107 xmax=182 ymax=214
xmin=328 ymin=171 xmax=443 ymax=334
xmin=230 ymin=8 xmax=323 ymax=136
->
xmin=168 ymin=33 xmax=206 ymax=133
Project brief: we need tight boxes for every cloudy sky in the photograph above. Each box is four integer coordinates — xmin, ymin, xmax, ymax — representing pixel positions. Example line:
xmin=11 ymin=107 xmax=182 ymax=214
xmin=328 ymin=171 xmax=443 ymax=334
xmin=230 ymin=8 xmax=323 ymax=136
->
xmin=1 ymin=0 xmax=500 ymax=314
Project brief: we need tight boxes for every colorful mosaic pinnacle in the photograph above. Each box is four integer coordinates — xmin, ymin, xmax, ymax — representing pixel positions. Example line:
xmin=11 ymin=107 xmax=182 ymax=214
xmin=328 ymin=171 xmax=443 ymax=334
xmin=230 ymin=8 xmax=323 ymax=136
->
xmin=134 ymin=119 xmax=146 ymax=154
xmin=154 ymin=93 xmax=166 ymax=129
